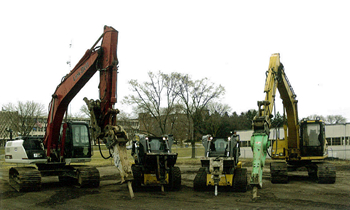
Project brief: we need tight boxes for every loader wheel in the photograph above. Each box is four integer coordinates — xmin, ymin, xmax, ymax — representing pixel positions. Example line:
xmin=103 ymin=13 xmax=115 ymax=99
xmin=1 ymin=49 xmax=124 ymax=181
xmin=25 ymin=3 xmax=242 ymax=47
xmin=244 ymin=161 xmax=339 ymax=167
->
xmin=233 ymin=168 xmax=247 ymax=192
xmin=166 ymin=166 xmax=181 ymax=191
xmin=169 ymin=166 xmax=181 ymax=190
xmin=193 ymin=167 xmax=207 ymax=191
xmin=131 ymin=164 xmax=142 ymax=189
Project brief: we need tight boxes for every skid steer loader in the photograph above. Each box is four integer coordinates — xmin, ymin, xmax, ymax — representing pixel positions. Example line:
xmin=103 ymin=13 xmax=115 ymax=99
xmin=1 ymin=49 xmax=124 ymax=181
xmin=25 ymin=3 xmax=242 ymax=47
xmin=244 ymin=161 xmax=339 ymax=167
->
xmin=193 ymin=134 xmax=247 ymax=195
xmin=131 ymin=134 xmax=181 ymax=192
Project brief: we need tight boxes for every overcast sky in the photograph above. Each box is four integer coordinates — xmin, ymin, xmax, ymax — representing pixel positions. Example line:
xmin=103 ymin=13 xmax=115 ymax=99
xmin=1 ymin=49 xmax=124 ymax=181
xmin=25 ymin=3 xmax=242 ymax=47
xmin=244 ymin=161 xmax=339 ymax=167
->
xmin=1 ymin=0 xmax=349 ymax=122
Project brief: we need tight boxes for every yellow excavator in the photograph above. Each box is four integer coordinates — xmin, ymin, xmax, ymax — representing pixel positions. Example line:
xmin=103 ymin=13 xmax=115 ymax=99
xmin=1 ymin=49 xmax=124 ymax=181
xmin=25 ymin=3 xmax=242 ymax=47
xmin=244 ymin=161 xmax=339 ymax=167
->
xmin=250 ymin=53 xmax=336 ymax=198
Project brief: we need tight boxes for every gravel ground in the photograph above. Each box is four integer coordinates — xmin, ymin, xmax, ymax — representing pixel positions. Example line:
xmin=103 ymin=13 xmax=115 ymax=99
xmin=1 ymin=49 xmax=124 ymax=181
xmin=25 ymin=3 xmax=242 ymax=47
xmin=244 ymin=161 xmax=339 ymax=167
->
xmin=1 ymin=160 xmax=349 ymax=210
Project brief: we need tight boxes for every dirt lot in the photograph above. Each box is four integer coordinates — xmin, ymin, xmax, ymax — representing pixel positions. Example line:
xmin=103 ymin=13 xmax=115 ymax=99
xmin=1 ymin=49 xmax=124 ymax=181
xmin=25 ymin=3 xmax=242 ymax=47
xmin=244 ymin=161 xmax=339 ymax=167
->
xmin=1 ymin=160 xmax=350 ymax=210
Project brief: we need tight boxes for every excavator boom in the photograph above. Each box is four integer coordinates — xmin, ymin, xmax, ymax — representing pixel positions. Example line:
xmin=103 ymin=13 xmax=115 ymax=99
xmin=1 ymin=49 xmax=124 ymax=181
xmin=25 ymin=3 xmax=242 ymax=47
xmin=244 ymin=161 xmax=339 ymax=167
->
xmin=250 ymin=54 xmax=281 ymax=190
xmin=44 ymin=26 xmax=119 ymax=158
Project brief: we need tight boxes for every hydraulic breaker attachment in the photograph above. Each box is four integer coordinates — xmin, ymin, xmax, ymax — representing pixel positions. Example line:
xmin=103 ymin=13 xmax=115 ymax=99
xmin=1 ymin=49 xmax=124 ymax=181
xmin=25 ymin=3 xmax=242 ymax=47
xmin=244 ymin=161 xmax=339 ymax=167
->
xmin=85 ymin=97 xmax=134 ymax=198
xmin=106 ymin=125 xmax=134 ymax=199
xmin=250 ymin=133 xmax=270 ymax=199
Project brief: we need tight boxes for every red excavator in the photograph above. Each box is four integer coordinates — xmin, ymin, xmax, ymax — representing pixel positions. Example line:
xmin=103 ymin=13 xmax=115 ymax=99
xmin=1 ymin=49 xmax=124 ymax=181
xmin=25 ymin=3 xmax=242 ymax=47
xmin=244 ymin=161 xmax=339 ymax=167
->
xmin=5 ymin=26 xmax=134 ymax=197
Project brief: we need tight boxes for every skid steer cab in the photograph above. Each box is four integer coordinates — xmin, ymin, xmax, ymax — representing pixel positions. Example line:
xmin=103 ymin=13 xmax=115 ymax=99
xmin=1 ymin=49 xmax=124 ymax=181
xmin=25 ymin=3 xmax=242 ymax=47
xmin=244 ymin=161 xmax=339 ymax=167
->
xmin=194 ymin=134 xmax=247 ymax=196
xmin=131 ymin=134 xmax=181 ymax=192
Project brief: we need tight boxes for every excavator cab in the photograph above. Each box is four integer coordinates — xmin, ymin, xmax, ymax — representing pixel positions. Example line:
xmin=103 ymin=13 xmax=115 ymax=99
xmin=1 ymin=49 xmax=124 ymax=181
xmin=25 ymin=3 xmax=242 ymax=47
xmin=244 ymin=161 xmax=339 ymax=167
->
xmin=300 ymin=120 xmax=326 ymax=157
xmin=62 ymin=122 xmax=92 ymax=159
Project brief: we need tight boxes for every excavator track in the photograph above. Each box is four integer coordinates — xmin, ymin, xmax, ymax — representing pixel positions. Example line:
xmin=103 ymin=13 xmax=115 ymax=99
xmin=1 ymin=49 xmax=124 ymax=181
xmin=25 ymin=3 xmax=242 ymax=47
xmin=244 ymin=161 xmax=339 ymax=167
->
xmin=76 ymin=166 xmax=100 ymax=188
xmin=270 ymin=162 xmax=288 ymax=183
xmin=316 ymin=162 xmax=336 ymax=184
xmin=9 ymin=167 xmax=41 ymax=192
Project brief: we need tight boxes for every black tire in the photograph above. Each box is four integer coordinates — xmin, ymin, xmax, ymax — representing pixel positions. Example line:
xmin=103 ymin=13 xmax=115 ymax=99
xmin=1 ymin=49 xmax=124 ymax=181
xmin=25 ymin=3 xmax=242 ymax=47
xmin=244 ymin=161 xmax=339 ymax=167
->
xmin=131 ymin=164 xmax=142 ymax=189
xmin=193 ymin=167 xmax=207 ymax=191
xmin=169 ymin=166 xmax=181 ymax=190
xmin=233 ymin=168 xmax=248 ymax=192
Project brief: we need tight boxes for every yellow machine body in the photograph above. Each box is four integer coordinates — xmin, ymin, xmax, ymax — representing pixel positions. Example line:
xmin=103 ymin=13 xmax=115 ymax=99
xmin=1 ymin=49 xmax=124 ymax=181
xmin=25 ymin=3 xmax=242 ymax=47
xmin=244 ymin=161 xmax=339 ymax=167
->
xmin=144 ymin=173 xmax=169 ymax=185
xmin=206 ymin=174 xmax=234 ymax=186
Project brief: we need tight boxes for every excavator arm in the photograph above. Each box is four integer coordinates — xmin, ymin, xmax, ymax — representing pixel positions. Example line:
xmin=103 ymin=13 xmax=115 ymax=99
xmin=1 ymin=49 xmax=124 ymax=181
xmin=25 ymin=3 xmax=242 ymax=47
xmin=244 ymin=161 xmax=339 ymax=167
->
xmin=250 ymin=55 xmax=279 ymax=191
xmin=44 ymin=44 xmax=100 ymax=158
xmin=251 ymin=53 xmax=299 ymax=198
xmin=44 ymin=25 xmax=119 ymax=157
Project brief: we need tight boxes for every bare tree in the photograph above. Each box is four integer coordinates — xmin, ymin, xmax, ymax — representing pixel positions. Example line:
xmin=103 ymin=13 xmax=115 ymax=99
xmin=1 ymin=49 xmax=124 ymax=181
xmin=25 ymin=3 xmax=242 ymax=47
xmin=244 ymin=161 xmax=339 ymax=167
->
xmin=117 ymin=111 xmax=139 ymax=141
xmin=123 ymin=71 xmax=182 ymax=136
xmin=166 ymin=103 xmax=189 ymax=147
xmin=123 ymin=71 xmax=225 ymax=154
xmin=207 ymin=102 xmax=231 ymax=116
xmin=80 ymin=104 xmax=90 ymax=118
xmin=306 ymin=114 xmax=346 ymax=124
xmin=2 ymin=101 xmax=46 ymax=136
xmin=205 ymin=102 xmax=231 ymax=137
xmin=0 ymin=110 xmax=18 ymax=140
xmin=64 ymin=105 xmax=88 ymax=119
xmin=179 ymin=76 xmax=225 ymax=158
xmin=326 ymin=115 xmax=346 ymax=124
